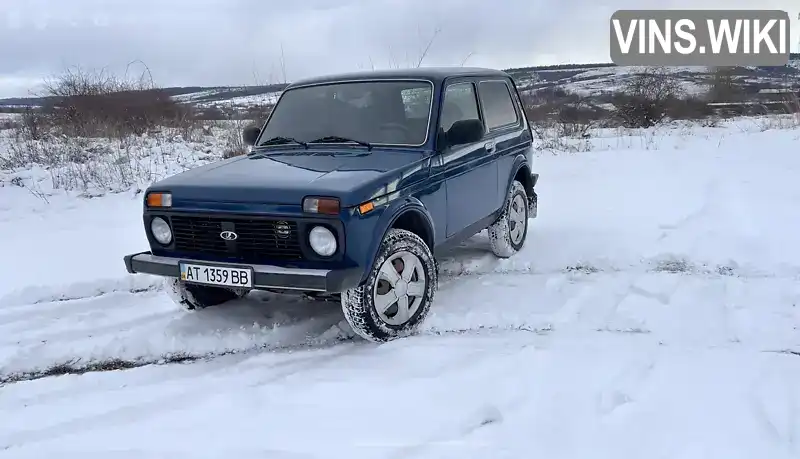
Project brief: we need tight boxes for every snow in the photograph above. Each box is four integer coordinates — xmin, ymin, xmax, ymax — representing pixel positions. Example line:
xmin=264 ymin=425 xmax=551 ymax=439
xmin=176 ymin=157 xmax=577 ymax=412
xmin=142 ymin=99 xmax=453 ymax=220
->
xmin=172 ymin=90 xmax=282 ymax=108
xmin=519 ymin=61 xmax=800 ymax=98
xmin=1 ymin=117 xmax=800 ymax=457
xmin=170 ymin=89 xmax=229 ymax=102
xmin=527 ymin=65 xmax=712 ymax=97
xmin=190 ymin=92 xmax=283 ymax=111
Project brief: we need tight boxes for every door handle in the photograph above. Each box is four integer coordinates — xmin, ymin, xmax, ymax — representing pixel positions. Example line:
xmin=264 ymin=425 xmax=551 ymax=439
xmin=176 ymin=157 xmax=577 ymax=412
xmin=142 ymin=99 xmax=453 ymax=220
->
xmin=485 ymin=141 xmax=496 ymax=153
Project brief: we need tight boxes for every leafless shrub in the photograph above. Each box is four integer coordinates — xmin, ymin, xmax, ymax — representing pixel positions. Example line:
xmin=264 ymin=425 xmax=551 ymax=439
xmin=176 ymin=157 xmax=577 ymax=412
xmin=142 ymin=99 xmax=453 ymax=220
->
xmin=612 ymin=67 xmax=685 ymax=128
xmin=783 ymin=91 xmax=800 ymax=126
xmin=522 ymin=88 xmax=605 ymax=139
xmin=2 ymin=130 xmax=225 ymax=193
xmin=529 ymin=119 xmax=592 ymax=153
xmin=0 ymin=116 xmax=20 ymax=131
xmin=663 ymin=96 xmax=715 ymax=121
xmin=221 ymin=119 xmax=252 ymax=159
xmin=25 ymin=64 xmax=199 ymax=140
xmin=753 ymin=114 xmax=799 ymax=131
xmin=210 ymin=108 xmax=259 ymax=159
xmin=613 ymin=67 xmax=713 ymax=128
xmin=17 ymin=108 xmax=49 ymax=140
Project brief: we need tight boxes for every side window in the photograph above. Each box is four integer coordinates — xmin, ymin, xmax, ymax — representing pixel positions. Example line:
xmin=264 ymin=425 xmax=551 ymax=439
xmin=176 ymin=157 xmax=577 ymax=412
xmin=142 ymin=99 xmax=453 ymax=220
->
xmin=439 ymin=82 xmax=480 ymax=132
xmin=478 ymin=80 xmax=519 ymax=130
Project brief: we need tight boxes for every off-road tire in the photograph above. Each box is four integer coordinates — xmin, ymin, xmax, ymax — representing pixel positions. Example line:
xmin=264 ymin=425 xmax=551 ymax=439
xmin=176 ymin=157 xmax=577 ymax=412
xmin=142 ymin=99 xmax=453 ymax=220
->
xmin=341 ymin=228 xmax=437 ymax=343
xmin=487 ymin=180 xmax=529 ymax=258
xmin=166 ymin=278 xmax=246 ymax=311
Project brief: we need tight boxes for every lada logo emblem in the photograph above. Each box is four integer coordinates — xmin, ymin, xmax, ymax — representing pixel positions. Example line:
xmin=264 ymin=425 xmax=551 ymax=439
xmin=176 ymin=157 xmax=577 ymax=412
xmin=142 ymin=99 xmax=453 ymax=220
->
xmin=220 ymin=231 xmax=238 ymax=241
xmin=275 ymin=221 xmax=291 ymax=238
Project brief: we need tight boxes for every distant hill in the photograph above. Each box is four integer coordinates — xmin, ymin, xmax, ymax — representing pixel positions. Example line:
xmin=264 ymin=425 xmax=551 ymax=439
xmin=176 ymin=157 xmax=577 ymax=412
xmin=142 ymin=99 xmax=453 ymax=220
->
xmin=1 ymin=55 xmax=798 ymax=113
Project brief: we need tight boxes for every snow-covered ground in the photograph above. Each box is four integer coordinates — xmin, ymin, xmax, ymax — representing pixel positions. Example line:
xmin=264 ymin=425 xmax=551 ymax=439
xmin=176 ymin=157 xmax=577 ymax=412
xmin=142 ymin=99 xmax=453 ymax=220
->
xmin=561 ymin=66 xmax=711 ymax=97
xmin=516 ymin=65 xmax=712 ymax=97
xmin=1 ymin=117 xmax=799 ymax=458
xmin=516 ymin=62 xmax=800 ymax=98
xmin=172 ymin=89 xmax=283 ymax=110
xmin=194 ymin=92 xmax=282 ymax=109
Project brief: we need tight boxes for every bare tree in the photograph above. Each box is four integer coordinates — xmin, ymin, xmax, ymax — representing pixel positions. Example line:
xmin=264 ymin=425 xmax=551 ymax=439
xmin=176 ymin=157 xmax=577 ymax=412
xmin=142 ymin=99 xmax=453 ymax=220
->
xmin=415 ymin=26 xmax=442 ymax=67
xmin=279 ymin=43 xmax=288 ymax=84
xmin=612 ymin=67 xmax=684 ymax=128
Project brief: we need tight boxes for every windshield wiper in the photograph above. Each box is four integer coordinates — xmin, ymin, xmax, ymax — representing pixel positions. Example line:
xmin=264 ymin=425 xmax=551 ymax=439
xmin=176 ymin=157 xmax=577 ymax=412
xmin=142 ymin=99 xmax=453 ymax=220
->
xmin=258 ymin=136 xmax=308 ymax=148
xmin=309 ymin=135 xmax=372 ymax=150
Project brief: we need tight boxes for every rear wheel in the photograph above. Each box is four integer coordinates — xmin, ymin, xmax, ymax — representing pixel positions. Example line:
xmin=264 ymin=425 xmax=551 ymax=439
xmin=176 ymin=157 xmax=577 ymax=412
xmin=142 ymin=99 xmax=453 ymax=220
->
xmin=166 ymin=278 xmax=247 ymax=311
xmin=341 ymin=229 xmax=437 ymax=343
xmin=487 ymin=180 xmax=529 ymax=258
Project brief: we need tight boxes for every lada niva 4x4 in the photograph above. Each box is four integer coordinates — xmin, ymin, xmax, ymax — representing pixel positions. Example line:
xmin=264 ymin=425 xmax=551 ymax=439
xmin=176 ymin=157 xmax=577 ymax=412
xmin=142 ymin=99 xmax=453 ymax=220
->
xmin=124 ymin=67 xmax=539 ymax=342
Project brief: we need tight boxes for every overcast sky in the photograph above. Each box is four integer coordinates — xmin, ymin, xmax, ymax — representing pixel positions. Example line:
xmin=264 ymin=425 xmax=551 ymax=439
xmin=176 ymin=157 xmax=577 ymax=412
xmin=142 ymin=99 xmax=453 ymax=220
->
xmin=1 ymin=0 xmax=798 ymax=98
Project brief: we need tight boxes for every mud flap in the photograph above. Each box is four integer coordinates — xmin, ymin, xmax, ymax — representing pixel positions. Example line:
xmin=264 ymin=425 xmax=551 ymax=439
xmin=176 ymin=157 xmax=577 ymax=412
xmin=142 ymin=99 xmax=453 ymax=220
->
xmin=529 ymin=173 xmax=539 ymax=218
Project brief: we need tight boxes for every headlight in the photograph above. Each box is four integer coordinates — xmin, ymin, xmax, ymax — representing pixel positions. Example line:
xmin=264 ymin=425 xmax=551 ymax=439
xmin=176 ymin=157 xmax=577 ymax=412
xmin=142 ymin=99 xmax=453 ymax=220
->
xmin=150 ymin=217 xmax=172 ymax=245
xmin=308 ymin=226 xmax=336 ymax=256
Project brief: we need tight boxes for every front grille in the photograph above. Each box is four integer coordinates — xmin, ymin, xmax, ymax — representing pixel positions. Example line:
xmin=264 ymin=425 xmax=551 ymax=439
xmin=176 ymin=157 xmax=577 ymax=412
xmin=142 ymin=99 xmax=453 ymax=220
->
xmin=170 ymin=215 xmax=304 ymax=262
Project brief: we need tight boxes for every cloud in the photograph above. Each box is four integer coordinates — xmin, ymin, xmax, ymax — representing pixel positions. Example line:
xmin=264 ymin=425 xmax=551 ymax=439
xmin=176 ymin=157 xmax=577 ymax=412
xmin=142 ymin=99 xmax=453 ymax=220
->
xmin=0 ymin=0 xmax=798 ymax=97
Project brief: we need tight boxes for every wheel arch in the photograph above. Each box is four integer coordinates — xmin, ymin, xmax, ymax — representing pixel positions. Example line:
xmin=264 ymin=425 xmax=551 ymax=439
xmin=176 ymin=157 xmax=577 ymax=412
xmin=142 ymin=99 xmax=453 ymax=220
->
xmin=360 ymin=198 xmax=435 ymax=285
xmin=506 ymin=157 xmax=533 ymax=200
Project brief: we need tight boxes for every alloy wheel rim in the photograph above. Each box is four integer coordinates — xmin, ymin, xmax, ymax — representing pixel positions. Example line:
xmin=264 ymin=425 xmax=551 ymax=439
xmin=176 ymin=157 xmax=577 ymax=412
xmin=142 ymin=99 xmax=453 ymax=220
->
xmin=508 ymin=193 xmax=527 ymax=245
xmin=373 ymin=251 xmax=427 ymax=326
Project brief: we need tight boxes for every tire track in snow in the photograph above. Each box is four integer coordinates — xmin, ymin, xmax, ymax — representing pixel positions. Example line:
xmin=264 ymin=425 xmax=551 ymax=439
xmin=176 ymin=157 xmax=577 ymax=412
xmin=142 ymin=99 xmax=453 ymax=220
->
xmin=1 ymin=306 xmax=174 ymax=347
xmin=596 ymin=349 xmax=659 ymax=418
xmin=1 ymin=352 xmax=251 ymax=409
xmin=0 ymin=275 xmax=163 ymax=310
xmin=2 ymin=244 xmax=798 ymax=385
xmin=0 ymin=288 xmax=353 ymax=385
xmin=1 ymin=251 xmax=796 ymax=314
xmin=747 ymin=363 xmax=800 ymax=454
xmin=0 ymin=330 xmax=358 ymax=386
xmin=0 ymin=344 xmax=362 ymax=450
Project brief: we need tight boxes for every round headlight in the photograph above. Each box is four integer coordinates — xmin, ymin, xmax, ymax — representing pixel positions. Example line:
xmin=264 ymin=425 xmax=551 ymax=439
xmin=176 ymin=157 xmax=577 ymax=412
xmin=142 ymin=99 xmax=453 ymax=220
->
xmin=309 ymin=226 xmax=336 ymax=256
xmin=150 ymin=217 xmax=172 ymax=245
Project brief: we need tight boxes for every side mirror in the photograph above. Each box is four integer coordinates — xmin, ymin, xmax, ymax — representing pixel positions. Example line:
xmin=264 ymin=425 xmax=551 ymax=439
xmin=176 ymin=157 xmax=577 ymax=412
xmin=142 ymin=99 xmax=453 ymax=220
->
xmin=242 ymin=125 xmax=261 ymax=146
xmin=443 ymin=119 xmax=483 ymax=148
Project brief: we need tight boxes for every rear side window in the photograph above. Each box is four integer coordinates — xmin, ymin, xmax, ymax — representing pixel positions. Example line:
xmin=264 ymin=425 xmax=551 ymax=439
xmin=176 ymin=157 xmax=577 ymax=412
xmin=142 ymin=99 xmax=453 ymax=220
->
xmin=439 ymin=82 xmax=480 ymax=132
xmin=478 ymin=80 xmax=519 ymax=130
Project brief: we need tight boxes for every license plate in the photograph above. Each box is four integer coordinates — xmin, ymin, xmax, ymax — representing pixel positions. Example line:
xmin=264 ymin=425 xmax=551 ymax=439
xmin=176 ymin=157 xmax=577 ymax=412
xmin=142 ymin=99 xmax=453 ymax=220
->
xmin=179 ymin=263 xmax=253 ymax=288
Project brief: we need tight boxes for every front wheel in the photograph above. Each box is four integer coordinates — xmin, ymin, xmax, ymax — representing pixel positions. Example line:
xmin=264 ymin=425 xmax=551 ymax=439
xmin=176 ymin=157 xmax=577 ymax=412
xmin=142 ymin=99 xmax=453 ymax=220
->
xmin=341 ymin=229 xmax=437 ymax=343
xmin=487 ymin=180 xmax=529 ymax=258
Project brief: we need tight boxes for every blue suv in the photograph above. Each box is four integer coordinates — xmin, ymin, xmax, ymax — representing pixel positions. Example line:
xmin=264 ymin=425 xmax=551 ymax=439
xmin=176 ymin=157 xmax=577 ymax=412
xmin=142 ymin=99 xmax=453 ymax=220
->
xmin=124 ymin=67 xmax=539 ymax=342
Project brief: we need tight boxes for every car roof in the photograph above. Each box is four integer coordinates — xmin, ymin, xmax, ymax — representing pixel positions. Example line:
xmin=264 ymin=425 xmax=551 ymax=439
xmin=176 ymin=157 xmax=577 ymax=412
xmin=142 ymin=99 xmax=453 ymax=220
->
xmin=285 ymin=67 xmax=512 ymax=88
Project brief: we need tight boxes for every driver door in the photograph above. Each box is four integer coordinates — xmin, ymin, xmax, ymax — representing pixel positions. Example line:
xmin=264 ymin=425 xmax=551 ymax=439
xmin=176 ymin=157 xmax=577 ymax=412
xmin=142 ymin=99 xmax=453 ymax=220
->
xmin=438 ymin=79 xmax=497 ymax=237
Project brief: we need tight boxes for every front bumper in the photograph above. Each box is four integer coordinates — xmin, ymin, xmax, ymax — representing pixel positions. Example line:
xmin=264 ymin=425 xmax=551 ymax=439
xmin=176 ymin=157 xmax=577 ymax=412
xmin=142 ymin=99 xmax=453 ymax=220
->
xmin=123 ymin=251 xmax=361 ymax=293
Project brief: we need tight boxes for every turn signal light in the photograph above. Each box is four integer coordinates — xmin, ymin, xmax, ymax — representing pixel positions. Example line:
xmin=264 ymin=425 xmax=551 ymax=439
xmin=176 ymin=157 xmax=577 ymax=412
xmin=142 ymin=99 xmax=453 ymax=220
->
xmin=146 ymin=192 xmax=172 ymax=207
xmin=358 ymin=202 xmax=374 ymax=215
xmin=303 ymin=197 xmax=340 ymax=215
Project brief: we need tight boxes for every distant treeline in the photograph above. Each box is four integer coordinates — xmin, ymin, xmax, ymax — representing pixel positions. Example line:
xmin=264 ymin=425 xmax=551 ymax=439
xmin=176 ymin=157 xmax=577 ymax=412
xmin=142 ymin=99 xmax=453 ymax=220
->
xmin=504 ymin=62 xmax=616 ymax=73
xmin=1 ymin=55 xmax=798 ymax=108
xmin=504 ymin=53 xmax=800 ymax=73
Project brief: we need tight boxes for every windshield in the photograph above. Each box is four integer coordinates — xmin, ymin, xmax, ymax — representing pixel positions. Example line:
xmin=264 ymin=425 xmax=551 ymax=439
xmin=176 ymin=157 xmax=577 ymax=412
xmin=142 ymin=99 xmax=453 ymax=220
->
xmin=257 ymin=80 xmax=433 ymax=147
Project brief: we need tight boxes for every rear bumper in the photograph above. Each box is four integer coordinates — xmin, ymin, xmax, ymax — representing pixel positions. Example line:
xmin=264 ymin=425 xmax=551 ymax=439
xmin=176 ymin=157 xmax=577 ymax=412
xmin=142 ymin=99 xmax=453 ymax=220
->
xmin=123 ymin=251 xmax=361 ymax=293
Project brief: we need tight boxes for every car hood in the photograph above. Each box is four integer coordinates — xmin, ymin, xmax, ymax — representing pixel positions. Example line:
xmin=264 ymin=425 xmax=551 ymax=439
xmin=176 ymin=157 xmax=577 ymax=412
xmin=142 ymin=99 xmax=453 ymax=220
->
xmin=150 ymin=148 xmax=429 ymax=208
